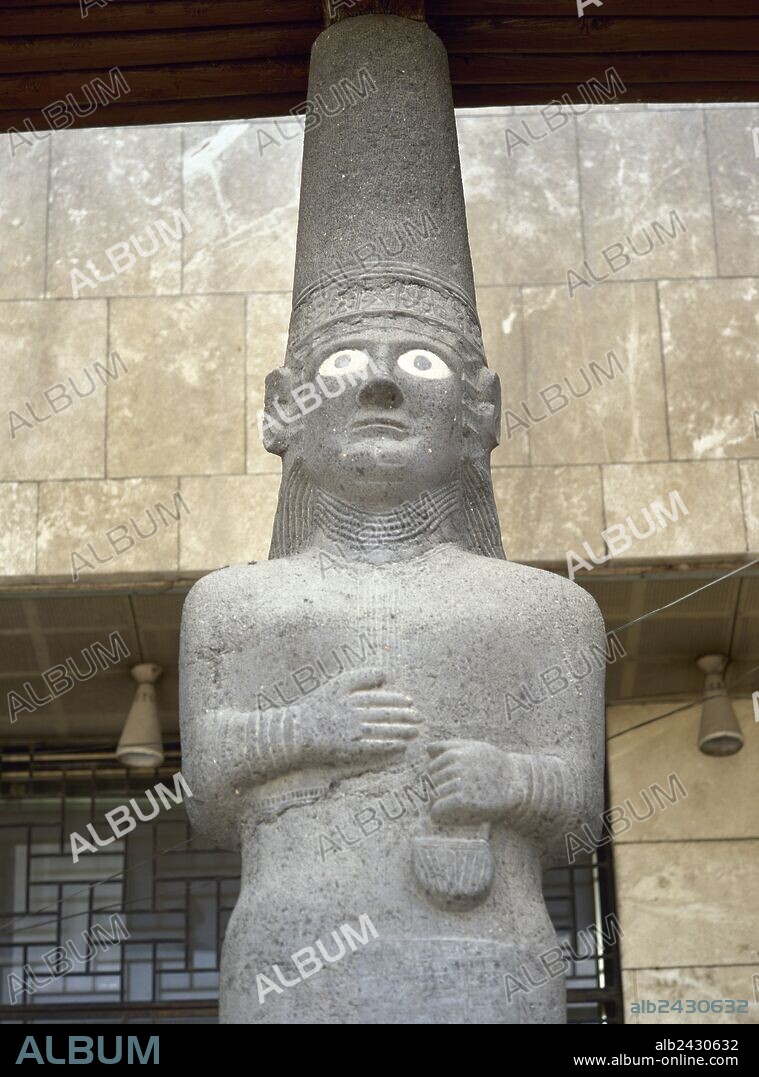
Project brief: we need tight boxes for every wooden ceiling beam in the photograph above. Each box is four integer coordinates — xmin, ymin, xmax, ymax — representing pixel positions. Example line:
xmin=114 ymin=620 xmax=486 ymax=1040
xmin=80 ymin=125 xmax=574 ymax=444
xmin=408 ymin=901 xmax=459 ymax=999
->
xmin=448 ymin=51 xmax=759 ymax=84
xmin=4 ymin=52 xmax=758 ymax=117
xmin=1 ymin=1 xmax=757 ymax=130
xmin=2 ymin=81 xmax=758 ymax=137
xmin=1 ymin=18 xmax=753 ymax=76
xmin=0 ymin=26 xmax=320 ymax=73
xmin=0 ymin=2 xmax=321 ymax=36
xmin=0 ymin=92 xmax=309 ymax=132
xmin=432 ymin=1 xmax=759 ymax=13
xmin=2 ymin=19 xmax=758 ymax=73
xmin=454 ymin=81 xmax=759 ymax=105
xmin=3 ymin=0 xmax=757 ymax=12
xmin=434 ymin=17 xmax=759 ymax=53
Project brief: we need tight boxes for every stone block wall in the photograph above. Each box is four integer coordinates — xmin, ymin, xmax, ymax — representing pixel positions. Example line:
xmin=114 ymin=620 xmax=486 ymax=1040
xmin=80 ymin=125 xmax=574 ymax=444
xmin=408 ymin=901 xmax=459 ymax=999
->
xmin=607 ymin=699 xmax=758 ymax=1024
xmin=1 ymin=103 xmax=758 ymax=583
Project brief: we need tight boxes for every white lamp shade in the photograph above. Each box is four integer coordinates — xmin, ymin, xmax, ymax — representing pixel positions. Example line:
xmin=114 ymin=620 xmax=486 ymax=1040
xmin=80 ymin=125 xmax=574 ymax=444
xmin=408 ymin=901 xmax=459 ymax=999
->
xmin=116 ymin=663 xmax=164 ymax=769
xmin=696 ymin=655 xmax=743 ymax=757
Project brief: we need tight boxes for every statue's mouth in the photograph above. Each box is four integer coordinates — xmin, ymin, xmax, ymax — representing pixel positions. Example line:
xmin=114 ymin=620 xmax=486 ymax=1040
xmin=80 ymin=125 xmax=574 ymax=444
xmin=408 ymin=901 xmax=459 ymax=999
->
xmin=350 ymin=416 xmax=410 ymax=440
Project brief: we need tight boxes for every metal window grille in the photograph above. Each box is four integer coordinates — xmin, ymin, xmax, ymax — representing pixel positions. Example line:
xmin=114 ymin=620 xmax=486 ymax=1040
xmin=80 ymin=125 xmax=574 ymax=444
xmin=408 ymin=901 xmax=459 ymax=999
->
xmin=0 ymin=742 xmax=622 ymax=1024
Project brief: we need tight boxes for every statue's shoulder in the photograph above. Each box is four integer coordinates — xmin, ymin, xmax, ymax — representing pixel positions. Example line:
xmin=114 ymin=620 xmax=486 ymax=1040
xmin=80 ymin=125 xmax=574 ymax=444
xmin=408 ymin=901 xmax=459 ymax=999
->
xmin=183 ymin=560 xmax=274 ymax=608
xmin=474 ymin=555 xmax=605 ymax=638
xmin=181 ymin=561 xmax=288 ymax=643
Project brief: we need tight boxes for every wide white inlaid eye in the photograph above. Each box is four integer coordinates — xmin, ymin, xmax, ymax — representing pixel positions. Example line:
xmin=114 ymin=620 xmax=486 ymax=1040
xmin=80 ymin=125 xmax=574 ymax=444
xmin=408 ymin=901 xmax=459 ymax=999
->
xmin=318 ymin=349 xmax=371 ymax=378
xmin=397 ymin=349 xmax=452 ymax=380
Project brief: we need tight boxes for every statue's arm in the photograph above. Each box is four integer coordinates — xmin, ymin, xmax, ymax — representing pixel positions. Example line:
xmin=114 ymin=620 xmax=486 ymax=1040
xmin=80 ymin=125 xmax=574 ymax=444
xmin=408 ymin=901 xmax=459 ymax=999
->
xmin=428 ymin=585 xmax=606 ymax=867
xmin=428 ymin=743 xmax=593 ymax=836
xmin=178 ymin=580 xmax=277 ymax=848
xmin=179 ymin=575 xmax=420 ymax=847
xmin=195 ymin=705 xmax=305 ymax=783
xmin=519 ymin=589 xmax=607 ymax=865
xmin=500 ymin=750 xmax=599 ymax=865
xmin=179 ymin=573 xmax=344 ymax=850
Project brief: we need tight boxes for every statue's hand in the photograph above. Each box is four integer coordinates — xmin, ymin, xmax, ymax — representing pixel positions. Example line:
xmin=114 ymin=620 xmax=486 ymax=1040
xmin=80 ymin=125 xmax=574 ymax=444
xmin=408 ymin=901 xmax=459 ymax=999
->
xmin=427 ymin=740 xmax=525 ymax=826
xmin=300 ymin=667 xmax=420 ymax=765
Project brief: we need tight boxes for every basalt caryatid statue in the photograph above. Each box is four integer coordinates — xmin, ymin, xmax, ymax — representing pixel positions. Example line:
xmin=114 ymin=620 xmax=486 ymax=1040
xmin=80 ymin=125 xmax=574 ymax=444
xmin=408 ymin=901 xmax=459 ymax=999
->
xmin=180 ymin=5 xmax=605 ymax=1024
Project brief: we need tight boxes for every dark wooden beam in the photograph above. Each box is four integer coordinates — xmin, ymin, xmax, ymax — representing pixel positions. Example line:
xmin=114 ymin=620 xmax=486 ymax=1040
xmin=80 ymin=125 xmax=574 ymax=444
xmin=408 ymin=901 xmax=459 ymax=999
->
xmin=454 ymin=82 xmax=759 ymax=106
xmin=3 ymin=80 xmax=757 ymax=136
xmin=0 ymin=59 xmax=310 ymax=111
xmin=433 ymin=17 xmax=759 ymax=54
xmin=5 ymin=51 xmax=758 ymax=117
xmin=0 ymin=92 xmax=309 ymax=133
xmin=3 ymin=19 xmax=758 ymax=72
xmin=448 ymin=51 xmax=759 ymax=84
xmin=1 ymin=0 xmax=758 ymax=132
xmin=0 ymin=26 xmax=320 ymax=73
xmin=3 ymin=0 xmax=757 ymax=12
xmin=0 ymin=2 xmax=319 ymax=36
xmin=432 ymin=1 xmax=759 ymax=12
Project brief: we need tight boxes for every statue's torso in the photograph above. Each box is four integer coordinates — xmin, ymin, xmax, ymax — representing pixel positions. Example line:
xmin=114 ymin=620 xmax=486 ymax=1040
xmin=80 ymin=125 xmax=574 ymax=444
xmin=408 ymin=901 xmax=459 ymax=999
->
xmin=188 ymin=544 xmax=604 ymax=1023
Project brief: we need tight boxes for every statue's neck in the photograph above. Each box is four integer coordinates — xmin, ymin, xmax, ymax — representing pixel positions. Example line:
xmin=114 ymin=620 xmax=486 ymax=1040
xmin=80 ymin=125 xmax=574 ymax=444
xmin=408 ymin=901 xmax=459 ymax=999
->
xmin=308 ymin=481 xmax=467 ymax=564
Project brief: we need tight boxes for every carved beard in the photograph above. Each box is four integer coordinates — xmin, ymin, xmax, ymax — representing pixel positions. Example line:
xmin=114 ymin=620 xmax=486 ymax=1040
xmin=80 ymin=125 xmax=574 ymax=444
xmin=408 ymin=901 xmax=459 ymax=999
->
xmin=268 ymin=456 xmax=505 ymax=561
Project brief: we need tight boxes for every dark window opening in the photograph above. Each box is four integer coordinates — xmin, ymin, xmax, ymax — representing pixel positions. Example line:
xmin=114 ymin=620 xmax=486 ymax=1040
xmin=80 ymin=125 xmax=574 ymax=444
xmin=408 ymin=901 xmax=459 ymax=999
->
xmin=0 ymin=743 xmax=622 ymax=1024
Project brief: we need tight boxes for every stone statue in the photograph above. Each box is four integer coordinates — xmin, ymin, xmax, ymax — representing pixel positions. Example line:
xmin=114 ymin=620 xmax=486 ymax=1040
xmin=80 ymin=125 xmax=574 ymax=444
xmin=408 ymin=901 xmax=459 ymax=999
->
xmin=180 ymin=8 xmax=605 ymax=1025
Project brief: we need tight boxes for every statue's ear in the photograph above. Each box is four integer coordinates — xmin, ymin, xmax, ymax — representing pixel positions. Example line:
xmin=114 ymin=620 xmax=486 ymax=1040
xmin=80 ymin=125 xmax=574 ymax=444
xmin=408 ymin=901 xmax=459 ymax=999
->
xmin=260 ymin=367 xmax=299 ymax=456
xmin=471 ymin=367 xmax=502 ymax=452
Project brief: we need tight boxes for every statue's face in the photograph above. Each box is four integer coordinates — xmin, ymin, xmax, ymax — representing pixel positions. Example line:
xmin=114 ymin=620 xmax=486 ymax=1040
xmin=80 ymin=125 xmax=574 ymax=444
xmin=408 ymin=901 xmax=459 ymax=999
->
xmin=299 ymin=323 xmax=465 ymax=509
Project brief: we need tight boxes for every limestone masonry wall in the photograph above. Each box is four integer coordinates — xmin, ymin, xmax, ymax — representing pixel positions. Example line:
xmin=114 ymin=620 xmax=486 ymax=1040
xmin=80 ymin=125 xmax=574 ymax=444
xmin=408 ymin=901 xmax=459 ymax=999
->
xmin=2 ymin=103 xmax=757 ymax=583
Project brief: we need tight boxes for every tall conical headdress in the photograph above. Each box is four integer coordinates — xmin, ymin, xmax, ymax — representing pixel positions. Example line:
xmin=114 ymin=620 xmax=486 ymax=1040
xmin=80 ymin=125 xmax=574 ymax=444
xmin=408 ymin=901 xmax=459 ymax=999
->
xmin=269 ymin=7 xmax=505 ymax=562
xmin=285 ymin=11 xmax=485 ymax=367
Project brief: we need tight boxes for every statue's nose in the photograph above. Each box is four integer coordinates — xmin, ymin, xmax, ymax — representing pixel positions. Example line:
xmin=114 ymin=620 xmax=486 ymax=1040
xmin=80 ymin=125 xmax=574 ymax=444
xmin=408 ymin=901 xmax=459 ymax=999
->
xmin=357 ymin=376 xmax=404 ymax=410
